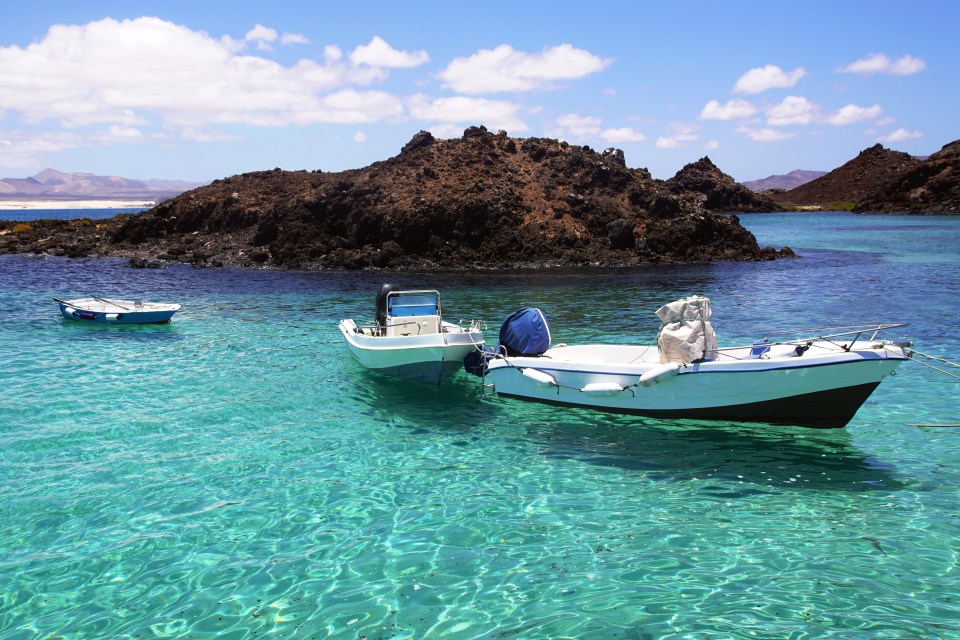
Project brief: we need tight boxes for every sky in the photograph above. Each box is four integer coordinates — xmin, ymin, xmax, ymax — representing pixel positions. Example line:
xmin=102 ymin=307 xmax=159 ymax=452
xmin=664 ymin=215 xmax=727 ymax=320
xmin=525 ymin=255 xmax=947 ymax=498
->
xmin=1 ymin=1 xmax=956 ymax=183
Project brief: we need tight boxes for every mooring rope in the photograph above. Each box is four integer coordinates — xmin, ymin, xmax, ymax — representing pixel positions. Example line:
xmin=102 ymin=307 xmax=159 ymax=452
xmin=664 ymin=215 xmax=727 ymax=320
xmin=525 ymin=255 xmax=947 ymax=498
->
xmin=907 ymin=348 xmax=960 ymax=368
xmin=903 ymin=348 xmax=960 ymax=381
xmin=908 ymin=423 xmax=960 ymax=428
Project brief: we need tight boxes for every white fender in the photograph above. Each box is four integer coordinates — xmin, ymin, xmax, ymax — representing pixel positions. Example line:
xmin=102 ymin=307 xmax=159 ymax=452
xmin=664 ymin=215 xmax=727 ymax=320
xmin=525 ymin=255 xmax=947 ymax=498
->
xmin=639 ymin=362 xmax=681 ymax=387
xmin=522 ymin=368 xmax=557 ymax=387
xmin=105 ymin=313 xmax=120 ymax=321
xmin=580 ymin=382 xmax=624 ymax=396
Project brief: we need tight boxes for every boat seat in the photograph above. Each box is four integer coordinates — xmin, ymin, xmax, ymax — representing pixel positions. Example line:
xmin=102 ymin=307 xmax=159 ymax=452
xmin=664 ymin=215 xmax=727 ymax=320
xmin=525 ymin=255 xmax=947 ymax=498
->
xmin=385 ymin=315 xmax=440 ymax=337
xmin=747 ymin=344 xmax=804 ymax=359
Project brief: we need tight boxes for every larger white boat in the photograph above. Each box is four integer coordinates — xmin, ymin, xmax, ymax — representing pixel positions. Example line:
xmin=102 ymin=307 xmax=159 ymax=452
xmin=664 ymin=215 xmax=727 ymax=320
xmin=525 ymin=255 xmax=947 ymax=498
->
xmin=339 ymin=286 xmax=484 ymax=386
xmin=476 ymin=296 xmax=909 ymax=428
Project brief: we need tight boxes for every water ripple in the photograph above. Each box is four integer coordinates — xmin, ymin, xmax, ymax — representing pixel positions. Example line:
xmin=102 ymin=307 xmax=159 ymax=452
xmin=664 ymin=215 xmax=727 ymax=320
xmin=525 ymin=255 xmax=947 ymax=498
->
xmin=2 ymin=214 xmax=960 ymax=638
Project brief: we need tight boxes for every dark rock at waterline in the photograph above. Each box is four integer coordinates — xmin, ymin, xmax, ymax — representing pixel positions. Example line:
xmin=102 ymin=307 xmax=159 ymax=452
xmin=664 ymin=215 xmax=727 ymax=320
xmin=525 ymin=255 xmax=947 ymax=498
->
xmin=0 ymin=126 xmax=791 ymax=269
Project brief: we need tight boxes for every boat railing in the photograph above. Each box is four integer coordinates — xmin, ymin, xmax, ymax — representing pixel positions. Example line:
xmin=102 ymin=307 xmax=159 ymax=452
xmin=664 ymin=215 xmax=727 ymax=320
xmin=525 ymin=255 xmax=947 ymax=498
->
xmin=354 ymin=317 xmax=487 ymax=337
xmin=760 ymin=322 xmax=907 ymax=344
xmin=455 ymin=318 xmax=487 ymax=333
xmin=706 ymin=323 xmax=908 ymax=361
xmin=353 ymin=318 xmax=429 ymax=336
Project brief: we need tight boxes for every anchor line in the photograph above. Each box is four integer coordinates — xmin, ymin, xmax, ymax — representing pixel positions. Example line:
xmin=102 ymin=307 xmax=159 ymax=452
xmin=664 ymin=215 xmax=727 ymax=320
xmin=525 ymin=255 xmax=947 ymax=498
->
xmin=901 ymin=347 xmax=960 ymax=381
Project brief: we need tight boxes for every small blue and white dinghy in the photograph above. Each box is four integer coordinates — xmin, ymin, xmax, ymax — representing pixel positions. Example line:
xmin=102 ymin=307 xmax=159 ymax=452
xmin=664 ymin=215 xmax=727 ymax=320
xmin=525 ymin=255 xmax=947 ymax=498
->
xmin=54 ymin=296 xmax=181 ymax=324
xmin=339 ymin=285 xmax=485 ymax=386
xmin=469 ymin=296 xmax=911 ymax=428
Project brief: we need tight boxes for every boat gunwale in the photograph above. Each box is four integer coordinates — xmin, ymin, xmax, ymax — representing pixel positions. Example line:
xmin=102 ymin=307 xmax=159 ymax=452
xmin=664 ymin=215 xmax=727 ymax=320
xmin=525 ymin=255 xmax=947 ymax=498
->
xmin=55 ymin=297 xmax=181 ymax=313
xmin=487 ymin=350 xmax=907 ymax=379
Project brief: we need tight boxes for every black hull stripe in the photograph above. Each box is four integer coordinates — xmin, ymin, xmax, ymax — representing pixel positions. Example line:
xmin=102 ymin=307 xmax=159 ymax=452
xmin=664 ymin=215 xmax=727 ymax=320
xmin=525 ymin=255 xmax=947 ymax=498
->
xmin=497 ymin=381 xmax=884 ymax=429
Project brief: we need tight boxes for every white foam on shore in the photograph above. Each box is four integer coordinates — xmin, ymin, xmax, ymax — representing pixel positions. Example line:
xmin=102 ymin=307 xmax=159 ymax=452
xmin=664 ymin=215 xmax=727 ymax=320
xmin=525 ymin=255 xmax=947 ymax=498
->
xmin=0 ymin=200 xmax=154 ymax=210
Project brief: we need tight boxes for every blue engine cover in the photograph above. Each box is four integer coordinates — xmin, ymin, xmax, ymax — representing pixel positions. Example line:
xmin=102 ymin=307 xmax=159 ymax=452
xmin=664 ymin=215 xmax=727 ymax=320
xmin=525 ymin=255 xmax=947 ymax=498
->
xmin=499 ymin=308 xmax=551 ymax=357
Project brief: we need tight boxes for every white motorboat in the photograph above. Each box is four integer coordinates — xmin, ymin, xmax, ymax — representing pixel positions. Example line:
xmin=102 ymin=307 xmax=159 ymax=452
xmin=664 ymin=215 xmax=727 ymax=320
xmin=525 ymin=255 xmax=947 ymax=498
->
xmin=339 ymin=286 xmax=484 ymax=386
xmin=473 ymin=296 xmax=910 ymax=428
xmin=54 ymin=296 xmax=180 ymax=324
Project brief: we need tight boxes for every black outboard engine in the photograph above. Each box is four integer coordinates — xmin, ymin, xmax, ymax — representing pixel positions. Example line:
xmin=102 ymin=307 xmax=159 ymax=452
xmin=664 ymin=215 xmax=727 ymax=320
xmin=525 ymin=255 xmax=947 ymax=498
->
xmin=375 ymin=284 xmax=393 ymax=327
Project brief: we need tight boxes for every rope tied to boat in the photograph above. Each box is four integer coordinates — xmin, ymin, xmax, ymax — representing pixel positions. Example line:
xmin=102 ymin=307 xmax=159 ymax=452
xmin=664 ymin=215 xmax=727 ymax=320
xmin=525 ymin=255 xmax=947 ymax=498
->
xmin=901 ymin=347 xmax=960 ymax=381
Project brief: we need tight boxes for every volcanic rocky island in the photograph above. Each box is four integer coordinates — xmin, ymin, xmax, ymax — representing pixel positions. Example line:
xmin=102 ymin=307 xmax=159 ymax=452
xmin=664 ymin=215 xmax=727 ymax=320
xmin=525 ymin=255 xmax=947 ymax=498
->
xmin=0 ymin=126 xmax=791 ymax=270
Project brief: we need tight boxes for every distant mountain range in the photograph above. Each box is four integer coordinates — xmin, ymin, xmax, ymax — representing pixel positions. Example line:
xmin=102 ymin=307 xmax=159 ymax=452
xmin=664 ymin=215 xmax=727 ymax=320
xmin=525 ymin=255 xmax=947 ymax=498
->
xmin=741 ymin=170 xmax=827 ymax=192
xmin=0 ymin=168 xmax=206 ymax=201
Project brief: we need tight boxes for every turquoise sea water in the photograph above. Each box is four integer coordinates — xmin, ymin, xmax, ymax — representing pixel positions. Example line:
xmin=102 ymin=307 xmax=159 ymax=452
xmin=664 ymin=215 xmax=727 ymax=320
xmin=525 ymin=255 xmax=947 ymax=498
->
xmin=1 ymin=213 xmax=959 ymax=639
xmin=0 ymin=208 xmax=147 ymax=222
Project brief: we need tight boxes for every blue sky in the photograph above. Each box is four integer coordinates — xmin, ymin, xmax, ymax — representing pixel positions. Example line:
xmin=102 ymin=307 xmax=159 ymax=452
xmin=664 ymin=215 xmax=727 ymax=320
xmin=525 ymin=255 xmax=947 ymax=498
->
xmin=1 ymin=1 xmax=955 ymax=183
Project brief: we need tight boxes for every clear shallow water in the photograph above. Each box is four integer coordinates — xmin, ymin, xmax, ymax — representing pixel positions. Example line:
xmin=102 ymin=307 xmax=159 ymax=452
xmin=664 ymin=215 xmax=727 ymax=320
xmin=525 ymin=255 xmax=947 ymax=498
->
xmin=0 ymin=208 xmax=147 ymax=222
xmin=1 ymin=212 xmax=959 ymax=639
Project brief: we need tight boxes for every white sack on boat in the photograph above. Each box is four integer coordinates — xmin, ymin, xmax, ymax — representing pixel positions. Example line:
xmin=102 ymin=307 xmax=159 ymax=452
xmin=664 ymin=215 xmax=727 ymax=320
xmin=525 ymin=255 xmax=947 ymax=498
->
xmin=656 ymin=295 xmax=718 ymax=364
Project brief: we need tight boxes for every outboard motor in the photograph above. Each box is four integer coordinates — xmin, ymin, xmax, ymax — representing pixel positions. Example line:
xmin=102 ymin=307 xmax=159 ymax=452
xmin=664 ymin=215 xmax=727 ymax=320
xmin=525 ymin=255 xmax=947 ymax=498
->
xmin=375 ymin=284 xmax=392 ymax=327
xmin=463 ymin=345 xmax=503 ymax=377
xmin=499 ymin=307 xmax=552 ymax=357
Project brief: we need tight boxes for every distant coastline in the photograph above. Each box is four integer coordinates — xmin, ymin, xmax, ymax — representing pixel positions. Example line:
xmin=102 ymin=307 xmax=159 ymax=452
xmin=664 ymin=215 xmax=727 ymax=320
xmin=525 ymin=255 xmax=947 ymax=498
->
xmin=0 ymin=199 xmax=154 ymax=211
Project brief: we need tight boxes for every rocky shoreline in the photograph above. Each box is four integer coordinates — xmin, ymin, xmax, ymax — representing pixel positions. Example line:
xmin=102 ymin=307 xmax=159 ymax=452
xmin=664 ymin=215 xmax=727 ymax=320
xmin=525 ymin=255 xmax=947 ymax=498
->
xmin=1 ymin=127 xmax=792 ymax=270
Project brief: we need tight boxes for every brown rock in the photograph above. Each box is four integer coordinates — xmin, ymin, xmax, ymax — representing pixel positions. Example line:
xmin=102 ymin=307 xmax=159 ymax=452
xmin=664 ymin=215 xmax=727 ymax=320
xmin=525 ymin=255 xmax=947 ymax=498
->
xmin=773 ymin=144 xmax=920 ymax=208
xmin=854 ymin=140 xmax=960 ymax=213
xmin=666 ymin=157 xmax=782 ymax=212
xmin=1 ymin=128 xmax=791 ymax=269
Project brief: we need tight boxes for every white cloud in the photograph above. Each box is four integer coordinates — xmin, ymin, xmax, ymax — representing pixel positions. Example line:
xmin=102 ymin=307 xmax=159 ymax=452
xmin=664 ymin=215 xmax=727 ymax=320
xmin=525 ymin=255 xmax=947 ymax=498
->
xmin=281 ymin=33 xmax=309 ymax=46
xmin=552 ymin=114 xmax=645 ymax=144
xmin=889 ymin=55 xmax=926 ymax=75
xmin=438 ymin=44 xmax=612 ymax=94
xmin=555 ymin=113 xmax=602 ymax=137
xmin=766 ymin=96 xmax=816 ymax=126
xmin=294 ymin=90 xmax=405 ymax=124
xmin=837 ymin=53 xmax=926 ymax=76
xmin=245 ymin=24 xmax=277 ymax=50
xmin=877 ymin=128 xmax=923 ymax=142
xmin=407 ymin=94 xmax=527 ymax=132
xmin=736 ymin=126 xmax=796 ymax=142
xmin=0 ymin=130 xmax=84 ymax=168
xmin=704 ymin=140 xmax=720 ymax=150
xmin=180 ymin=127 xmax=239 ymax=143
xmin=825 ymin=103 xmax=882 ymax=125
xmin=428 ymin=123 xmax=464 ymax=139
xmin=353 ymin=131 xmax=367 ymax=143
xmin=655 ymin=137 xmax=679 ymax=149
xmin=655 ymin=123 xmax=699 ymax=149
xmin=0 ymin=17 xmax=420 ymax=136
xmin=733 ymin=65 xmax=806 ymax=94
xmin=699 ymin=99 xmax=756 ymax=120
xmin=599 ymin=127 xmax=646 ymax=143
xmin=103 ymin=125 xmax=143 ymax=140
xmin=349 ymin=36 xmax=429 ymax=68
